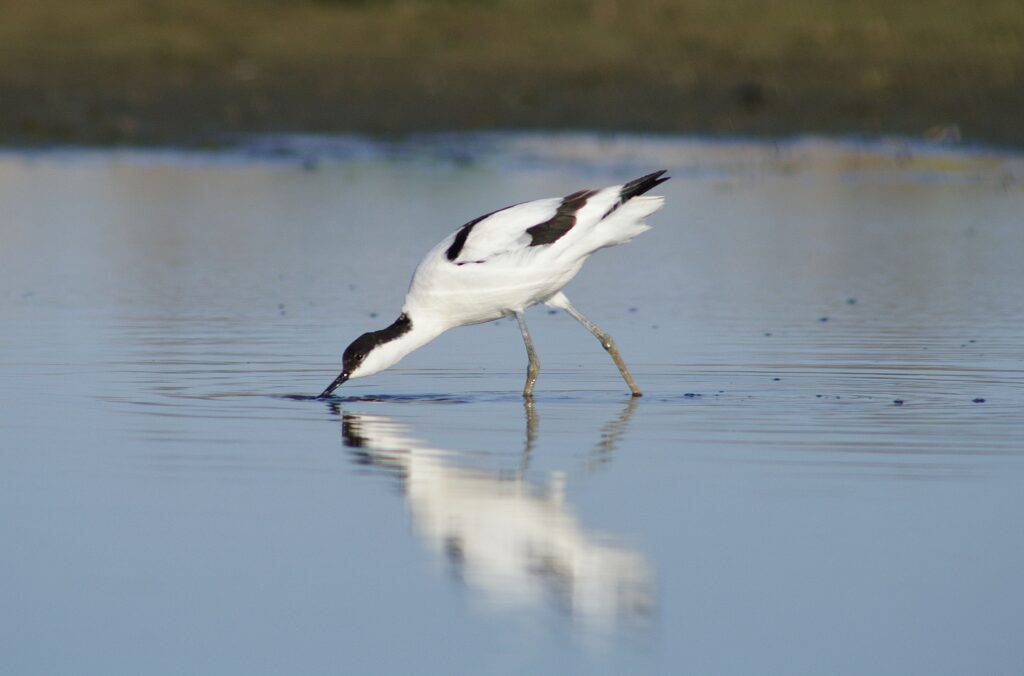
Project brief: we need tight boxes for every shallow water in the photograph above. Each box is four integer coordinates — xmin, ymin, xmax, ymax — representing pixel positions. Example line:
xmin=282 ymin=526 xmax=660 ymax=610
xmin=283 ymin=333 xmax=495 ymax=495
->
xmin=2 ymin=134 xmax=1023 ymax=675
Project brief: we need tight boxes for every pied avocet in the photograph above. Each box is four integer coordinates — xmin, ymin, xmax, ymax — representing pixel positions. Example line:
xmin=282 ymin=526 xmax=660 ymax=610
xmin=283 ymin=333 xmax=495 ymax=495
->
xmin=319 ymin=170 xmax=669 ymax=398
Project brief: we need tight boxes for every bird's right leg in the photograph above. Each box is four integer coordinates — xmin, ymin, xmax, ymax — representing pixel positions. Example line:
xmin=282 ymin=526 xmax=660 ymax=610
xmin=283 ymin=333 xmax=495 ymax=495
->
xmin=545 ymin=292 xmax=643 ymax=397
xmin=514 ymin=311 xmax=540 ymax=398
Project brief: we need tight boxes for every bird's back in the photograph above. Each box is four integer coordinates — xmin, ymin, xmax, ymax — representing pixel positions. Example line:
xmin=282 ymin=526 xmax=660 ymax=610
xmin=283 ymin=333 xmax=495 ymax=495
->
xmin=404 ymin=172 xmax=668 ymax=328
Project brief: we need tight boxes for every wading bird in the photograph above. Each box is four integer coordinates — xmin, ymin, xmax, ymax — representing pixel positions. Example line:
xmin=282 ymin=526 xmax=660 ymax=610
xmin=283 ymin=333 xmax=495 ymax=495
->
xmin=319 ymin=170 xmax=668 ymax=398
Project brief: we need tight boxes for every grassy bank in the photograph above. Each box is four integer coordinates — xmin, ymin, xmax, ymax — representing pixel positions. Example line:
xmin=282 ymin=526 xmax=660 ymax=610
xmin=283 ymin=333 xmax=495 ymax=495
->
xmin=1 ymin=0 xmax=1022 ymax=146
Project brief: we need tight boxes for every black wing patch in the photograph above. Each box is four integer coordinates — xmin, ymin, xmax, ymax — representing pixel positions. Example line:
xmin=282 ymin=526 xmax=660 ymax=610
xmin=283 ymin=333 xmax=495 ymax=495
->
xmin=445 ymin=209 xmax=500 ymax=262
xmin=526 ymin=189 xmax=597 ymax=247
xmin=602 ymin=169 xmax=670 ymax=220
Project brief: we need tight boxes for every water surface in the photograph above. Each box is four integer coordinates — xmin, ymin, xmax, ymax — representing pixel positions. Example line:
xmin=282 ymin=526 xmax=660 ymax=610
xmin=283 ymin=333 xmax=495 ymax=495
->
xmin=2 ymin=135 xmax=1023 ymax=675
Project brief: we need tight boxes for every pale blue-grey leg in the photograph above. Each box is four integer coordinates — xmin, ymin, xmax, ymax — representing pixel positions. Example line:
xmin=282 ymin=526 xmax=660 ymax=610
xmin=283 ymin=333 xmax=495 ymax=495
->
xmin=514 ymin=311 xmax=541 ymax=398
xmin=546 ymin=293 xmax=642 ymax=397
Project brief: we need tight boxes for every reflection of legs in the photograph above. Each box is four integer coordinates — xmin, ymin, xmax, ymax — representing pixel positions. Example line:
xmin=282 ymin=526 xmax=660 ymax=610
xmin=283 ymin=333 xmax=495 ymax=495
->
xmin=520 ymin=397 xmax=538 ymax=473
xmin=547 ymin=292 xmax=642 ymax=397
xmin=587 ymin=396 xmax=639 ymax=472
xmin=515 ymin=311 xmax=540 ymax=398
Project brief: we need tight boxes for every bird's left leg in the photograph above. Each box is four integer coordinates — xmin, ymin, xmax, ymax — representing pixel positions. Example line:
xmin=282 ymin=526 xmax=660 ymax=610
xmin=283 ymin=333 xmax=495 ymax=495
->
xmin=514 ymin=311 xmax=541 ymax=398
xmin=545 ymin=292 xmax=642 ymax=397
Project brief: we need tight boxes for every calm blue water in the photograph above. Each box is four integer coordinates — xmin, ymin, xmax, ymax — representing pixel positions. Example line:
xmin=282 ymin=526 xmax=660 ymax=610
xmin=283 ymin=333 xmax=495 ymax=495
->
xmin=2 ymin=134 xmax=1023 ymax=675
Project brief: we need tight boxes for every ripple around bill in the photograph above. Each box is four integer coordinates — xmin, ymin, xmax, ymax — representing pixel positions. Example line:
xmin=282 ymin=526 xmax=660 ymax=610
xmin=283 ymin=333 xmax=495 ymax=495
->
xmin=281 ymin=393 xmax=475 ymax=404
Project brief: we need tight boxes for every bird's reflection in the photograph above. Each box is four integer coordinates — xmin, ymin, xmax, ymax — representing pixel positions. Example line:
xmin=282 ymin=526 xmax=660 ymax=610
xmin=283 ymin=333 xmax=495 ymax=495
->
xmin=330 ymin=399 xmax=653 ymax=633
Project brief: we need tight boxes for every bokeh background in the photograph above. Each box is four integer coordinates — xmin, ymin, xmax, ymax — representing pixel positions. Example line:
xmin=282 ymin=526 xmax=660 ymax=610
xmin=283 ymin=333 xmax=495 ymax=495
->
xmin=2 ymin=0 xmax=1022 ymax=145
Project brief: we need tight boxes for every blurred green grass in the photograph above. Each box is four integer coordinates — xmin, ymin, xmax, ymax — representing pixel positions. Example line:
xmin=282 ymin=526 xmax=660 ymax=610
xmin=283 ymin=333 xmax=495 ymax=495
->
xmin=1 ymin=0 xmax=1021 ymax=145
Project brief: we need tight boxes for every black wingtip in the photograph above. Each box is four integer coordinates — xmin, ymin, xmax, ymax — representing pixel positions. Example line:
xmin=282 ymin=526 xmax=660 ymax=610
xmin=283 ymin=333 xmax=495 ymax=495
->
xmin=620 ymin=170 xmax=670 ymax=202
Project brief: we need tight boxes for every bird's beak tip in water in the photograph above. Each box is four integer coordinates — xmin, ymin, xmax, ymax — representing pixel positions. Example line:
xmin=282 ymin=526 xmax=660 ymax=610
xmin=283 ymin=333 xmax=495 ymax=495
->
xmin=319 ymin=372 xmax=349 ymax=399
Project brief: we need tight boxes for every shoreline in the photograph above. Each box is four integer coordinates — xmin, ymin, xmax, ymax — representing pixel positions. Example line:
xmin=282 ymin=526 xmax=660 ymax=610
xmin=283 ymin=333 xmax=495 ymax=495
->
xmin=4 ymin=132 xmax=1021 ymax=173
xmin=4 ymin=81 xmax=1020 ymax=150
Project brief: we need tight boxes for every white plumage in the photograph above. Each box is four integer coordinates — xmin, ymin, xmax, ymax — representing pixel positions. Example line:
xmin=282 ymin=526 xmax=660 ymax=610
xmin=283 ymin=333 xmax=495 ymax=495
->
xmin=320 ymin=170 xmax=669 ymax=398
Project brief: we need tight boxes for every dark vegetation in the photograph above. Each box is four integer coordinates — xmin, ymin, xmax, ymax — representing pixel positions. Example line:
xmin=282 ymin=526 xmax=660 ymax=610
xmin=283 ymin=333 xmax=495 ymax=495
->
xmin=1 ymin=0 xmax=1022 ymax=146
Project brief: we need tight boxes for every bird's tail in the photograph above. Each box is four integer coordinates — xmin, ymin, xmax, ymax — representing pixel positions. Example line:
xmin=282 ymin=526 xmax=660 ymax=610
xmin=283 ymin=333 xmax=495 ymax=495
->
xmin=594 ymin=170 xmax=668 ymax=245
xmin=594 ymin=195 xmax=663 ymax=246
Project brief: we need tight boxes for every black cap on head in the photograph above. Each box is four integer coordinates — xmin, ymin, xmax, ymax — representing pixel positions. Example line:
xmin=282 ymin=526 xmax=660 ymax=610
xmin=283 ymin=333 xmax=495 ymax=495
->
xmin=341 ymin=331 xmax=379 ymax=375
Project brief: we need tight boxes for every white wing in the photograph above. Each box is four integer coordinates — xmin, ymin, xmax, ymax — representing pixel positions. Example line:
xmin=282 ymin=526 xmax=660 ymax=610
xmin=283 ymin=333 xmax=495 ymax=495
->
xmin=442 ymin=171 xmax=668 ymax=266
xmin=443 ymin=198 xmax=561 ymax=264
xmin=405 ymin=171 xmax=668 ymax=326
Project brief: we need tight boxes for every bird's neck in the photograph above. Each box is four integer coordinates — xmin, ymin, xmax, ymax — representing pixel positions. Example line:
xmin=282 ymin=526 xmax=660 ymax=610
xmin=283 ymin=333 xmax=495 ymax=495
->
xmin=393 ymin=314 xmax=446 ymax=358
xmin=362 ymin=311 xmax=447 ymax=376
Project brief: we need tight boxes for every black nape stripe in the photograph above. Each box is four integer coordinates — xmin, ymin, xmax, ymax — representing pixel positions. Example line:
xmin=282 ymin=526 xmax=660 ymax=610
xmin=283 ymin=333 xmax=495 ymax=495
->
xmin=602 ymin=169 xmax=670 ymax=220
xmin=526 ymin=189 xmax=597 ymax=247
xmin=446 ymin=209 xmax=499 ymax=262
xmin=370 ymin=313 xmax=412 ymax=347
